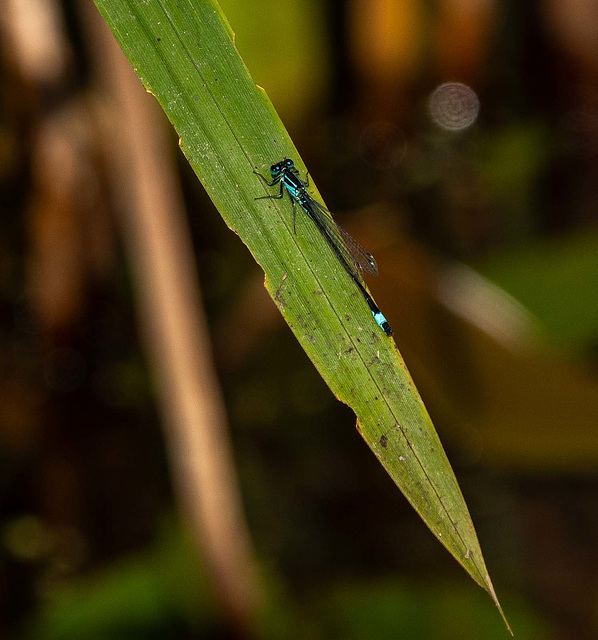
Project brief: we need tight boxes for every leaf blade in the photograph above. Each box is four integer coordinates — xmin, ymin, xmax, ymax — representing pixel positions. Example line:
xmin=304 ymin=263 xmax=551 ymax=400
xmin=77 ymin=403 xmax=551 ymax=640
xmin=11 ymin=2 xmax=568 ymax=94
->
xmin=93 ymin=0 xmax=509 ymax=630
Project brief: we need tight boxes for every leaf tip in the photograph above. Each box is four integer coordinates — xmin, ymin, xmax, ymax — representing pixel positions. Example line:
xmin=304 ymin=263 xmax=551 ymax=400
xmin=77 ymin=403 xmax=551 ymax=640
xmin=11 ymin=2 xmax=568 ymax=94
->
xmin=484 ymin=574 xmax=513 ymax=635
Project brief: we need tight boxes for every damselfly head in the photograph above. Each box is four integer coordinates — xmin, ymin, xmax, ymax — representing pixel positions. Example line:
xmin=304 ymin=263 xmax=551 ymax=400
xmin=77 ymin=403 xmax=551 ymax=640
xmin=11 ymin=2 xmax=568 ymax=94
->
xmin=270 ymin=158 xmax=294 ymax=177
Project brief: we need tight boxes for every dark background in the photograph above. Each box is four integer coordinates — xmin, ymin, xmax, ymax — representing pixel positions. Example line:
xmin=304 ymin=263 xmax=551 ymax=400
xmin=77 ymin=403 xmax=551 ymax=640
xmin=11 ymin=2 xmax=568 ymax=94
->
xmin=1 ymin=0 xmax=598 ymax=638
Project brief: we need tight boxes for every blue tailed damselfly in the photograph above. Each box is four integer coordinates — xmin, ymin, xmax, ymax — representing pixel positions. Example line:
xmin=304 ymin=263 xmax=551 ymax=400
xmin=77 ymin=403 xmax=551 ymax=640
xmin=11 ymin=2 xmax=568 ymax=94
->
xmin=254 ymin=158 xmax=392 ymax=336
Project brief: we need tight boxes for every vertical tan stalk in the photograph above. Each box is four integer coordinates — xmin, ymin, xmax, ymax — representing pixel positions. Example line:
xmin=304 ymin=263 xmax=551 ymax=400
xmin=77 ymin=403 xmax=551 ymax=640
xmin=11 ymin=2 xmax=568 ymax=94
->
xmin=82 ymin=4 xmax=259 ymax=632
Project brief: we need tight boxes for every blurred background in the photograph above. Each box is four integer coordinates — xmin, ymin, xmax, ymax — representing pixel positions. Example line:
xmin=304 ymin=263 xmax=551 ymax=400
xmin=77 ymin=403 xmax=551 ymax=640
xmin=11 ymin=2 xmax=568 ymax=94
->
xmin=1 ymin=0 xmax=598 ymax=638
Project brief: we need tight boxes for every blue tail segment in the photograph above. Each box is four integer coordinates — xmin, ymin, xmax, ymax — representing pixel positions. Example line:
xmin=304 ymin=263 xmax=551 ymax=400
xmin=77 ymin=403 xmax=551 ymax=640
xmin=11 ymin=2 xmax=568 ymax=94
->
xmin=373 ymin=310 xmax=393 ymax=337
xmin=356 ymin=280 xmax=393 ymax=336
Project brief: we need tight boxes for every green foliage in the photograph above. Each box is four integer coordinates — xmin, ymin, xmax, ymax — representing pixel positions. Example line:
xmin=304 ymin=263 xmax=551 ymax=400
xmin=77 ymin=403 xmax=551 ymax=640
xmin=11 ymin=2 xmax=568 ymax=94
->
xmin=218 ymin=0 xmax=329 ymax=124
xmin=24 ymin=524 xmax=543 ymax=640
xmin=316 ymin=579 xmax=549 ymax=640
xmin=479 ymin=229 xmax=598 ymax=351
xmin=24 ymin=522 xmax=216 ymax=639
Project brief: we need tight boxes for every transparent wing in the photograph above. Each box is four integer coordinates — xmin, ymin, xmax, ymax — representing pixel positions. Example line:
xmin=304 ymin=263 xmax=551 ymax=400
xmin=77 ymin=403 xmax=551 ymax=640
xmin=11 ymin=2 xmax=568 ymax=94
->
xmin=305 ymin=196 xmax=379 ymax=283
xmin=337 ymin=224 xmax=379 ymax=277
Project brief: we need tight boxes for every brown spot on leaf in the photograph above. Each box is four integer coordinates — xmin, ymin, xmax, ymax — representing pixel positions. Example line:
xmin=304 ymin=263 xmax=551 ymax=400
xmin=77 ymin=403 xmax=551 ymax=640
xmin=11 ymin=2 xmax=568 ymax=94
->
xmin=380 ymin=435 xmax=388 ymax=448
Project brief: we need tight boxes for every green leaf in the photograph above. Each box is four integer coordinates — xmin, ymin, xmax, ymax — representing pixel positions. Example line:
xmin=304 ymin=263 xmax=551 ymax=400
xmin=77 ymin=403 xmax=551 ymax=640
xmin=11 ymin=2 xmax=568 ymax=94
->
xmin=477 ymin=228 xmax=598 ymax=351
xmin=92 ymin=0 xmax=510 ymax=631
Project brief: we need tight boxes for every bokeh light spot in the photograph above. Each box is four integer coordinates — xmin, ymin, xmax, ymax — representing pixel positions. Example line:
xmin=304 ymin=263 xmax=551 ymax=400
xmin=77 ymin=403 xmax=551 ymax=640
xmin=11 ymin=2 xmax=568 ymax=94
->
xmin=428 ymin=82 xmax=480 ymax=131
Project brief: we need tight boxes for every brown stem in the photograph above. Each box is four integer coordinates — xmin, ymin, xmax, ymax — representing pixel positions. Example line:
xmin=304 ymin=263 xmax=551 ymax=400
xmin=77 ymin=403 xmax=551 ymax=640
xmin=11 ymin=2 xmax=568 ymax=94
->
xmin=81 ymin=2 xmax=260 ymax=632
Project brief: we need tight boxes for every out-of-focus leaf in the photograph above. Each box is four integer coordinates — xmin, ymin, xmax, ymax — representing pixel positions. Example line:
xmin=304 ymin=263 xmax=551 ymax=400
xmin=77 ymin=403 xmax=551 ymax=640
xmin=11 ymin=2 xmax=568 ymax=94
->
xmin=373 ymin=230 xmax=598 ymax=470
xmin=317 ymin=578 xmax=550 ymax=640
xmin=24 ymin=522 xmax=213 ymax=639
xmin=478 ymin=229 xmax=598 ymax=351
